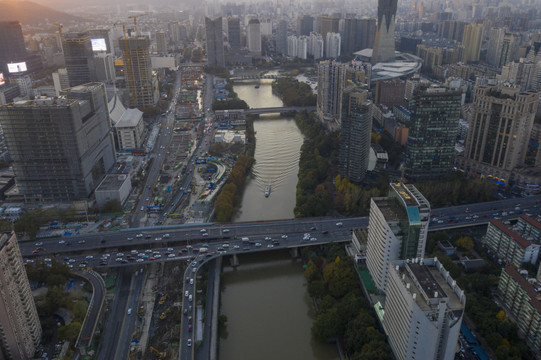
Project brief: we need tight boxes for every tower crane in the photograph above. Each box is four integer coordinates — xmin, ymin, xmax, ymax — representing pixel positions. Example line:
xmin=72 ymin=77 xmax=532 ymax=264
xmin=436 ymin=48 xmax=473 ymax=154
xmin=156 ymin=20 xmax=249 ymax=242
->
xmin=128 ymin=13 xmax=148 ymax=37
xmin=51 ymin=23 xmax=64 ymax=52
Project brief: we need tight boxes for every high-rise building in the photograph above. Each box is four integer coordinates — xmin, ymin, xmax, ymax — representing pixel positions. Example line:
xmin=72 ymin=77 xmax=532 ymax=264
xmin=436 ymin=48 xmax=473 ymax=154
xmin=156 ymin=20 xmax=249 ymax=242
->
xmin=205 ymin=17 xmax=225 ymax=68
xmin=458 ymin=85 xmax=539 ymax=184
xmin=62 ymin=32 xmax=96 ymax=87
xmin=0 ymin=21 xmax=27 ymax=75
xmin=52 ymin=68 xmax=70 ymax=96
xmin=287 ymin=35 xmax=297 ymax=58
xmin=309 ymin=32 xmax=324 ymax=59
xmin=405 ymin=85 xmax=461 ymax=181
xmin=372 ymin=0 xmax=398 ymax=63
xmin=227 ymin=17 xmax=241 ymax=49
xmin=383 ymin=258 xmax=465 ymax=360
xmin=0 ymin=233 xmax=42 ymax=359
xmin=297 ymin=15 xmax=314 ymax=36
xmin=316 ymin=16 xmax=339 ymax=50
xmin=366 ymin=183 xmax=430 ymax=292
xmin=317 ymin=60 xmax=345 ymax=128
xmin=325 ymin=32 xmax=341 ymax=58
xmin=460 ymin=23 xmax=484 ymax=63
xmin=0 ymin=83 xmax=116 ymax=201
xmin=498 ymin=33 xmax=521 ymax=67
xmin=247 ymin=18 xmax=262 ymax=56
xmin=276 ymin=20 xmax=288 ymax=56
xmin=486 ymin=28 xmax=506 ymax=67
xmin=297 ymin=36 xmax=308 ymax=60
xmin=119 ymin=36 xmax=158 ymax=109
xmin=339 ymin=87 xmax=372 ymax=183
xmin=156 ymin=31 xmax=167 ymax=54
xmin=359 ymin=18 xmax=376 ymax=51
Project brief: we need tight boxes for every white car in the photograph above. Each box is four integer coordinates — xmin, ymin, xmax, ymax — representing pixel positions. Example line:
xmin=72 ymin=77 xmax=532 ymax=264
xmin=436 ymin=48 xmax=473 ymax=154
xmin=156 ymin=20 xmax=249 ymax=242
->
xmin=168 ymin=254 xmax=175 ymax=258
xmin=137 ymin=259 xmax=144 ymax=263
xmin=281 ymin=235 xmax=288 ymax=239
xmin=336 ymin=222 xmax=343 ymax=226
xmin=136 ymin=233 xmax=143 ymax=238
xmin=85 ymin=255 xmax=94 ymax=259
xmin=58 ymin=240 xmax=65 ymax=244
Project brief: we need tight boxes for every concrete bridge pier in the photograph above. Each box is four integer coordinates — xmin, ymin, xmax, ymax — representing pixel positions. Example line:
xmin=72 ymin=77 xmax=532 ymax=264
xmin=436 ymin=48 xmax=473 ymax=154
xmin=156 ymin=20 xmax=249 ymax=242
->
xmin=230 ymin=254 xmax=240 ymax=267
xmin=289 ymin=247 xmax=299 ymax=258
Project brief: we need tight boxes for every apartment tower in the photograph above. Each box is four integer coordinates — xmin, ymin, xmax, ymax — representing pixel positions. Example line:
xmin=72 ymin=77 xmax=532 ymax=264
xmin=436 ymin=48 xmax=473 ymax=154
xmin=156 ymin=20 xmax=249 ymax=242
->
xmin=0 ymin=233 xmax=42 ymax=359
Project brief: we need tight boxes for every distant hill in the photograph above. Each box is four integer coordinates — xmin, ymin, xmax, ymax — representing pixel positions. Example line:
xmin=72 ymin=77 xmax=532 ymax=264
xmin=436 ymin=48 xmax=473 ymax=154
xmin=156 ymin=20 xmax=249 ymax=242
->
xmin=0 ymin=1 xmax=84 ymax=25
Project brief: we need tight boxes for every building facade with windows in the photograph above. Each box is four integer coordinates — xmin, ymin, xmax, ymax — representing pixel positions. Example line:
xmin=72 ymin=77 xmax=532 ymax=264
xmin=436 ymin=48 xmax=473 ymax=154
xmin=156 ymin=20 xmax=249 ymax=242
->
xmin=383 ymin=258 xmax=465 ymax=360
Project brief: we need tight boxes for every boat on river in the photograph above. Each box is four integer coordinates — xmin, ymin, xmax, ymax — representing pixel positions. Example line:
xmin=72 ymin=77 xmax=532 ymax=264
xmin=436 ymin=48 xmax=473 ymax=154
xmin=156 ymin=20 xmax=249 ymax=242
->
xmin=265 ymin=185 xmax=271 ymax=197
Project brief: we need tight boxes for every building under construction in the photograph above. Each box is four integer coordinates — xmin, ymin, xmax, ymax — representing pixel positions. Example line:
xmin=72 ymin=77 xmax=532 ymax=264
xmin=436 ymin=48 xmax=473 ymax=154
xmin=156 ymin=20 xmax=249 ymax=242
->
xmin=119 ymin=36 xmax=159 ymax=109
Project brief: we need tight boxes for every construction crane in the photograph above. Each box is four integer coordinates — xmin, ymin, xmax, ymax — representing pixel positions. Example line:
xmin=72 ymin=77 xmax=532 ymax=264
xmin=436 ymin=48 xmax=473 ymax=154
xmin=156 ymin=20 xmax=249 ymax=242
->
xmin=159 ymin=308 xmax=171 ymax=320
xmin=115 ymin=22 xmax=136 ymax=108
xmin=51 ymin=23 xmax=64 ymax=52
xmin=149 ymin=346 xmax=166 ymax=358
xmin=158 ymin=293 xmax=168 ymax=305
xmin=128 ymin=13 xmax=148 ymax=37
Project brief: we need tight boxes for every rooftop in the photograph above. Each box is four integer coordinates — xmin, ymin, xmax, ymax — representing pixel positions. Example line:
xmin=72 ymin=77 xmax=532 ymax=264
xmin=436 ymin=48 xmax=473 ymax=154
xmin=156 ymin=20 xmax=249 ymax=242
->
xmin=95 ymin=174 xmax=129 ymax=192
xmin=503 ymin=265 xmax=541 ymax=314
xmin=116 ymin=108 xmax=143 ymax=128
xmin=519 ymin=215 xmax=541 ymax=232
xmin=391 ymin=183 xmax=418 ymax=207
xmin=489 ymin=219 xmax=531 ymax=249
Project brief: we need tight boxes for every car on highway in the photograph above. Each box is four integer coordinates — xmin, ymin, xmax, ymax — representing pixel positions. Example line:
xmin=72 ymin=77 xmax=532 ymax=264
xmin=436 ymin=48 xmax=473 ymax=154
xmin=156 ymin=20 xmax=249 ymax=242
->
xmin=264 ymin=237 xmax=272 ymax=241
xmin=185 ymin=290 xmax=189 ymax=297
xmin=202 ymin=233 xmax=208 ymax=237
xmin=136 ymin=259 xmax=144 ymax=263
xmin=255 ymin=243 xmax=262 ymax=247
xmin=187 ymin=339 xmax=192 ymax=347
xmin=155 ymin=237 xmax=162 ymax=241
xmin=336 ymin=222 xmax=343 ymax=226
xmin=136 ymin=233 xmax=143 ymax=238
xmin=200 ymin=229 xmax=207 ymax=233
xmin=78 ymin=240 xmax=86 ymax=244
xmin=168 ymin=254 xmax=175 ymax=258
xmin=223 ymin=229 xmax=230 ymax=233
xmin=281 ymin=235 xmax=288 ymax=239
xmin=191 ymin=261 xmax=198 ymax=267
xmin=35 ymin=242 xmax=43 ymax=246
xmin=58 ymin=240 xmax=65 ymax=244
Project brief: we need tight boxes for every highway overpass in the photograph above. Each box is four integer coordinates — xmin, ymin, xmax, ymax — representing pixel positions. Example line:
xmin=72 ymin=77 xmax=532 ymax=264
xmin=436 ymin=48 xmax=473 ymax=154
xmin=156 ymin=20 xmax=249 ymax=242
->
xmin=244 ymin=106 xmax=316 ymax=115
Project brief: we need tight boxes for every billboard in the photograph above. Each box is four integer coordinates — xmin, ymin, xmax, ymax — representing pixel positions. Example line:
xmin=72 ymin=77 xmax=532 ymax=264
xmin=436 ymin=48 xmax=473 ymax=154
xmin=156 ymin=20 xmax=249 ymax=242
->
xmin=7 ymin=62 xmax=27 ymax=73
xmin=90 ymin=38 xmax=107 ymax=52
xmin=0 ymin=72 xmax=4 ymax=86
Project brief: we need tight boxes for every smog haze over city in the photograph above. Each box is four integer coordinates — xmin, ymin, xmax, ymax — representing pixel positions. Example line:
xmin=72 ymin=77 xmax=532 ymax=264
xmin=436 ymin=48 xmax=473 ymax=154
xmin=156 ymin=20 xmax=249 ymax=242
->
xmin=2 ymin=0 xmax=541 ymax=359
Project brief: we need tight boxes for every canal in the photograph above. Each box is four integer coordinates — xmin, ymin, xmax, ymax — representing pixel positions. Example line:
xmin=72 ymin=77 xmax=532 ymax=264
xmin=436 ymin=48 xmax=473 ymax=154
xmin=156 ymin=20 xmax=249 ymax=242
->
xmin=219 ymin=251 xmax=340 ymax=360
xmin=233 ymin=77 xmax=303 ymax=222
xmin=218 ymin=76 xmax=339 ymax=359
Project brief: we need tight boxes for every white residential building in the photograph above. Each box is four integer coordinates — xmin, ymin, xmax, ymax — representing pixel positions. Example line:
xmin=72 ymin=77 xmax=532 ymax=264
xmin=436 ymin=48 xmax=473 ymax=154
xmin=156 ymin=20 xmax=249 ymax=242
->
xmin=115 ymin=108 xmax=145 ymax=150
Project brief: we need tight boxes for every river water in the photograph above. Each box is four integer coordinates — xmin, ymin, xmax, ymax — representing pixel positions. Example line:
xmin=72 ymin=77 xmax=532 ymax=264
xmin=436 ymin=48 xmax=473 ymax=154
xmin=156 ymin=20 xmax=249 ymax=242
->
xmin=219 ymin=251 xmax=340 ymax=360
xmin=218 ymin=78 xmax=339 ymax=360
xmin=234 ymin=78 xmax=303 ymax=222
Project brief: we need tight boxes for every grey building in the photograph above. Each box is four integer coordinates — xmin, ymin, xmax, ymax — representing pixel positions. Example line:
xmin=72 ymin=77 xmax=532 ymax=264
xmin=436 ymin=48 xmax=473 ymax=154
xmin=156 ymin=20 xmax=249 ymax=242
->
xmin=62 ymin=32 xmax=96 ymax=87
xmin=205 ymin=17 xmax=225 ymax=68
xmin=0 ymin=233 xmax=42 ymax=359
xmin=276 ymin=20 xmax=288 ymax=55
xmin=372 ymin=0 xmax=398 ymax=63
xmin=0 ymin=83 xmax=116 ymax=201
xmin=0 ymin=21 xmax=27 ymax=75
xmin=297 ymin=15 xmax=314 ymax=36
xmin=156 ymin=31 xmax=167 ymax=54
xmin=339 ymin=87 xmax=372 ymax=183
xmin=227 ymin=17 xmax=241 ymax=50
xmin=405 ymin=85 xmax=461 ymax=181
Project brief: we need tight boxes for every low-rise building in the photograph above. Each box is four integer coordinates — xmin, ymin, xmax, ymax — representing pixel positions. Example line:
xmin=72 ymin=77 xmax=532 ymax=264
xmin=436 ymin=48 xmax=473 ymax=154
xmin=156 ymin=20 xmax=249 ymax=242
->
xmin=497 ymin=266 xmax=541 ymax=353
xmin=94 ymin=174 xmax=132 ymax=208
xmin=483 ymin=218 xmax=541 ymax=266
xmin=115 ymin=108 xmax=144 ymax=150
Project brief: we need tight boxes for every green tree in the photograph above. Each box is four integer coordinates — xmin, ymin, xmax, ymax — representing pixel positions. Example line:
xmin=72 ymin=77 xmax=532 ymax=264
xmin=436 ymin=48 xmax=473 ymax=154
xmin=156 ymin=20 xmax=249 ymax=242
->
xmin=308 ymin=280 xmax=325 ymax=298
xmin=101 ymin=199 xmax=123 ymax=213
xmin=455 ymin=236 xmax=474 ymax=251
xmin=58 ymin=321 xmax=82 ymax=343
xmin=312 ymin=308 xmax=341 ymax=342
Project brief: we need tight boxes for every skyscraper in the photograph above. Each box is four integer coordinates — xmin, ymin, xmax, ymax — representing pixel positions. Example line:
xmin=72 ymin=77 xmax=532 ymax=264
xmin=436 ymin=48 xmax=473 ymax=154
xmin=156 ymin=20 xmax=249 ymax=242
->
xmin=156 ymin=31 xmax=167 ymax=54
xmin=205 ymin=17 xmax=225 ymax=68
xmin=119 ymin=36 xmax=158 ymax=109
xmin=0 ymin=233 xmax=42 ymax=359
xmin=316 ymin=16 xmax=339 ymax=51
xmin=372 ymin=0 xmax=398 ymax=63
xmin=405 ymin=85 xmax=461 ymax=181
xmin=459 ymin=85 xmax=539 ymax=183
xmin=0 ymin=21 xmax=27 ymax=74
xmin=460 ymin=23 xmax=484 ymax=63
xmin=383 ymin=258 xmax=465 ymax=360
xmin=359 ymin=18 xmax=377 ymax=51
xmin=366 ymin=183 xmax=430 ymax=292
xmin=339 ymin=87 xmax=372 ymax=183
xmin=276 ymin=20 xmax=288 ymax=56
xmin=309 ymin=32 xmax=324 ymax=59
xmin=0 ymin=83 xmax=116 ymax=201
xmin=62 ymin=32 xmax=96 ymax=87
xmin=317 ymin=60 xmax=345 ymax=128
xmin=227 ymin=17 xmax=241 ymax=50
xmin=247 ymin=19 xmax=262 ymax=56
xmin=297 ymin=15 xmax=314 ymax=36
